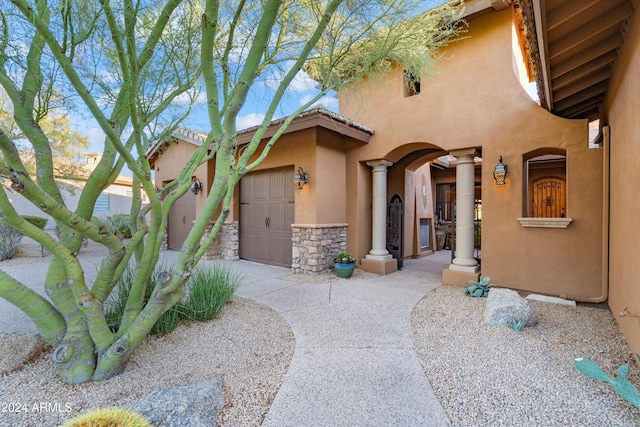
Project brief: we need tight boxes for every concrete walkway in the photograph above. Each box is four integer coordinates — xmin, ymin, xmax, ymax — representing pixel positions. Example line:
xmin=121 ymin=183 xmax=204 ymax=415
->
xmin=1 ymin=242 xmax=454 ymax=426
xmin=233 ymin=253 xmax=453 ymax=426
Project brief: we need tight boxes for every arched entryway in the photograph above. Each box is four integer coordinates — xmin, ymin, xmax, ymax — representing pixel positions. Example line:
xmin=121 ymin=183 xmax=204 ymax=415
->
xmin=358 ymin=143 xmax=482 ymax=282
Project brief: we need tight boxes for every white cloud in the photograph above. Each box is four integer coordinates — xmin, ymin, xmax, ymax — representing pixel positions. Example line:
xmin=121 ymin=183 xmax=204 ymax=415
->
xmin=300 ymin=94 xmax=339 ymax=111
xmin=86 ymin=127 xmax=106 ymax=153
xmin=236 ymin=112 xmax=266 ymax=130
xmin=173 ymin=89 xmax=208 ymax=106
xmin=263 ymin=63 xmax=318 ymax=93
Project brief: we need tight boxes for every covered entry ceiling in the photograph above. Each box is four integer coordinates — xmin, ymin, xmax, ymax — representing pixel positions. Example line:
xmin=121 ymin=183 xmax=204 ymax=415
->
xmin=520 ymin=0 xmax=637 ymax=120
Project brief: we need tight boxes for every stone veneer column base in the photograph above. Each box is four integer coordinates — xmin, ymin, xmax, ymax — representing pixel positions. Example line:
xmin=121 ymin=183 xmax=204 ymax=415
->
xmin=202 ymin=221 xmax=239 ymax=261
xmin=291 ymin=224 xmax=347 ymax=274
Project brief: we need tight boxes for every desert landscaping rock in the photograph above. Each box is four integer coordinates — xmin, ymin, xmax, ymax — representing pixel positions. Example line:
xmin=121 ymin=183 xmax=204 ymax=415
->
xmin=413 ymin=285 xmax=640 ymax=426
xmin=0 ymin=332 xmax=49 ymax=374
xmin=485 ymin=287 xmax=538 ymax=327
xmin=126 ymin=380 xmax=224 ymax=427
xmin=0 ymin=298 xmax=294 ymax=427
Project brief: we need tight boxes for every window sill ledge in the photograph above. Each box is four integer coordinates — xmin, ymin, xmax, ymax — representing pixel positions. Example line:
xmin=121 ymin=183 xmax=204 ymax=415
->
xmin=517 ymin=218 xmax=573 ymax=228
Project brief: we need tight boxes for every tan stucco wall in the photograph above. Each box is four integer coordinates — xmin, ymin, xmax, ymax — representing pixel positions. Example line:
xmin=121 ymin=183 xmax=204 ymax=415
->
xmin=235 ymin=129 xmax=317 ymax=224
xmin=152 ymin=140 xmax=209 ymax=213
xmin=340 ymin=8 xmax=603 ymax=298
xmin=606 ymin=11 xmax=640 ymax=353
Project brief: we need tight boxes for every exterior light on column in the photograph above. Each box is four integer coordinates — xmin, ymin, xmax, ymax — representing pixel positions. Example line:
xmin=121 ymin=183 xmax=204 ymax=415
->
xmin=493 ymin=156 xmax=508 ymax=185
xmin=294 ymin=167 xmax=308 ymax=189
xmin=190 ymin=176 xmax=203 ymax=194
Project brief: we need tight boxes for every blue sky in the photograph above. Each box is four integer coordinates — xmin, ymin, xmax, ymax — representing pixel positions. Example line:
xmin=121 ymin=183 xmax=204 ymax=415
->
xmin=77 ymin=0 xmax=451 ymax=154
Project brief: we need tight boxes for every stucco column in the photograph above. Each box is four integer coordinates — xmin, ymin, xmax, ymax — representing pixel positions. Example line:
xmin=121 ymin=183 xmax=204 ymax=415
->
xmin=450 ymin=149 xmax=480 ymax=272
xmin=365 ymin=160 xmax=393 ymax=261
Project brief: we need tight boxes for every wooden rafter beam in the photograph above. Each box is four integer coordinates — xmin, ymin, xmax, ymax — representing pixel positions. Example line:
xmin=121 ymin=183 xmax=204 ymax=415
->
xmin=552 ymin=51 xmax=617 ymax=89
xmin=553 ymin=67 xmax=612 ymax=101
xmin=551 ymin=34 xmax=622 ymax=76
xmin=548 ymin=2 xmax=634 ymax=60
xmin=546 ymin=0 xmax=602 ymax=31
xmin=553 ymin=82 xmax=608 ymax=112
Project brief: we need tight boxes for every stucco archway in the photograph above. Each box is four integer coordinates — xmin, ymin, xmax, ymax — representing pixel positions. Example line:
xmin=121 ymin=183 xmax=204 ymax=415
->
xmin=353 ymin=139 xmax=484 ymax=280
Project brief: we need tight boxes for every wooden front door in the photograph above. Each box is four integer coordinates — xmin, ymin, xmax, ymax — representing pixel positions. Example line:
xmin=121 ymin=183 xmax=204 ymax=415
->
xmin=240 ymin=167 xmax=294 ymax=268
xmin=530 ymin=177 xmax=566 ymax=218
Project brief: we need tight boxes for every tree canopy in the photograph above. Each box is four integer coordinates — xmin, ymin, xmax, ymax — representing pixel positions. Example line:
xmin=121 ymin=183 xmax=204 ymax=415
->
xmin=0 ymin=0 xmax=465 ymax=384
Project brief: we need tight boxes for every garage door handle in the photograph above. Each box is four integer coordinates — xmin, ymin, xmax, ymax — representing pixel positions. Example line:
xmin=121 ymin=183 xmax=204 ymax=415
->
xmin=183 ymin=215 xmax=186 ymax=224
xmin=265 ymin=217 xmax=268 ymax=228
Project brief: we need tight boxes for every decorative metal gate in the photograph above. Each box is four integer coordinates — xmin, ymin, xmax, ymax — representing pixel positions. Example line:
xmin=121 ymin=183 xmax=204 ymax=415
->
xmin=387 ymin=194 xmax=403 ymax=269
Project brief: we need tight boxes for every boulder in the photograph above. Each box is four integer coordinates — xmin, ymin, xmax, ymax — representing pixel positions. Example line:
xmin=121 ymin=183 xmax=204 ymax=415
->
xmin=0 ymin=332 xmax=49 ymax=374
xmin=126 ymin=380 xmax=225 ymax=427
xmin=484 ymin=288 xmax=538 ymax=327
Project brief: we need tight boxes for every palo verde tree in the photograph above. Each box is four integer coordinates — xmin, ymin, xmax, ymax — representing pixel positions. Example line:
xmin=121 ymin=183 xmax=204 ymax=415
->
xmin=0 ymin=0 xmax=464 ymax=384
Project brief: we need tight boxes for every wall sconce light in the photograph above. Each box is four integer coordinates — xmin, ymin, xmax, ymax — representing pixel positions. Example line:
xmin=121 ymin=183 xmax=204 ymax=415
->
xmin=191 ymin=176 xmax=203 ymax=194
xmin=294 ymin=167 xmax=308 ymax=190
xmin=493 ymin=156 xmax=508 ymax=185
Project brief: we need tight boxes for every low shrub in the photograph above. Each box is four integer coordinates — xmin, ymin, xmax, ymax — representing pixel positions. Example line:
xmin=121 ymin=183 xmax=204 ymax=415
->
xmin=105 ymin=262 xmax=240 ymax=336
xmin=21 ymin=215 xmax=48 ymax=229
xmin=91 ymin=214 xmax=132 ymax=240
xmin=0 ymin=220 xmax=23 ymax=261
xmin=106 ymin=214 xmax=133 ymax=239
xmin=109 ymin=214 xmax=133 ymax=239
xmin=183 ymin=264 xmax=242 ymax=322
xmin=465 ymin=276 xmax=496 ymax=298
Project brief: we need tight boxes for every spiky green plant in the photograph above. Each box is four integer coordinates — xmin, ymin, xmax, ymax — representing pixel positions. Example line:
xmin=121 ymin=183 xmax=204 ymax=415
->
xmin=105 ymin=262 xmax=240 ymax=336
xmin=183 ymin=264 xmax=241 ymax=322
xmin=465 ymin=276 xmax=496 ymax=298
xmin=0 ymin=221 xmax=23 ymax=261
xmin=508 ymin=319 xmax=526 ymax=332
xmin=574 ymin=357 xmax=640 ymax=410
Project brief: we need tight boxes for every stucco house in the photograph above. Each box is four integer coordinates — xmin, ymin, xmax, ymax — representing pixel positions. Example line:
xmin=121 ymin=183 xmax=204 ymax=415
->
xmin=5 ymin=153 xmax=141 ymax=229
xmin=148 ymin=0 xmax=640 ymax=354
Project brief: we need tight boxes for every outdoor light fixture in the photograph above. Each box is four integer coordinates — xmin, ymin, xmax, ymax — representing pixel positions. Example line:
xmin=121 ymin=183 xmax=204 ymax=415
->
xmin=493 ymin=156 xmax=508 ymax=185
xmin=294 ymin=167 xmax=308 ymax=189
xmin=190 ymin=177 xmax=203 ymax=194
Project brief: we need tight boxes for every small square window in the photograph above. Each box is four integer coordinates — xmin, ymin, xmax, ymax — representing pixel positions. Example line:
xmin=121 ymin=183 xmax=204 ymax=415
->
xmin=404 ymin=70 xmax=421 ymax=97
xmin=95 ymin=192 xmax=110 ymax=211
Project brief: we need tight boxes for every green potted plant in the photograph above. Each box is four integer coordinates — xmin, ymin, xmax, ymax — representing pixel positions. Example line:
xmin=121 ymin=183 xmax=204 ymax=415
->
xmin=334 ymin=251 xmax=356 ymax=278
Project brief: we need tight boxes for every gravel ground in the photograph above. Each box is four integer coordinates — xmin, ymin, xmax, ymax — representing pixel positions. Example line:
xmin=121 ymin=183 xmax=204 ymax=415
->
xmin=412 ymin=285 xmax=640 ymax=427
xmin=0 ymin=298 xmax=294 ymax=427
xmin=3 ymin=237 xmax=640 ymax=426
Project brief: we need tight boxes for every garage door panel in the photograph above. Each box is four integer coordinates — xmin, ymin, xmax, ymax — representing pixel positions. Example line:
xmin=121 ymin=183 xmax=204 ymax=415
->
xmin=240 ymin=167 xmax=294 ymax=267
xmin=167 ymin=186 xmax=196 ymax=251
xmin=267 ymin=235 xmax=292 ymax=268
xmin=270 ymin=168 xmax=294 ymax=200
xmin=241 ymin=232 xmax=269 ymax=262
xmin=242 ymin=203 xmax=269 ymax=232
xmin=268 ymin=203 xmax=293 ymax=233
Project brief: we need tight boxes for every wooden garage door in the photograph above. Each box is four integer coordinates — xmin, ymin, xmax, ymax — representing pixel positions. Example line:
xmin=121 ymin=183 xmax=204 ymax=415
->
xmin=167 ymin=186 xmax=196 ymax=250
xmin=240 ymin=167 xmax=294 ymax=267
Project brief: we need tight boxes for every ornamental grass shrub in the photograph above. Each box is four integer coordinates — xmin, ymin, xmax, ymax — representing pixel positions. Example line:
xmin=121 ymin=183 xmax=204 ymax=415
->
xmin=91 ymin=214 xmax=132 ymax=239
xmin=0 ymin=220 xmax=23 ymax=261
xmin=21 ymin=215 xmax=48 ymax=229
xmin=105 ymin=263 xmax=241 ymax=336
